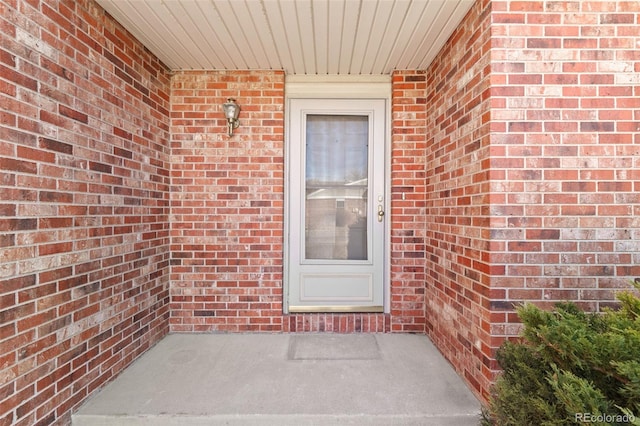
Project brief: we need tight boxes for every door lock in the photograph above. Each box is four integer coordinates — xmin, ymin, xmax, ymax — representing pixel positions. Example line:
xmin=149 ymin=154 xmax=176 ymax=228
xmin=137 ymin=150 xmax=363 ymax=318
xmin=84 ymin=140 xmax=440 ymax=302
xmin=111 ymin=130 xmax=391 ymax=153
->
xmin=377 ymin=205 xmax=385 ymax=222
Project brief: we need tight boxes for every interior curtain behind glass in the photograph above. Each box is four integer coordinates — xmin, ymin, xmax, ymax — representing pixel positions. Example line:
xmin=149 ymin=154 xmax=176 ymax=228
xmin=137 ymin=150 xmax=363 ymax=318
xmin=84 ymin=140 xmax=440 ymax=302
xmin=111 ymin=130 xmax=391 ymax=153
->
xmin=304 ymin=115 xmax=368 ymax=260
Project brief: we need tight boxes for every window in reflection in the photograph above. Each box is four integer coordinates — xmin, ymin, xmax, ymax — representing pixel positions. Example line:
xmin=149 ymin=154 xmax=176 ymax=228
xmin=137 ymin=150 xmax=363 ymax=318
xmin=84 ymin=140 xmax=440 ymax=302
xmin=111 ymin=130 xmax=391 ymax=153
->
xmin=305 ymin=115 xmax=368 ymax=260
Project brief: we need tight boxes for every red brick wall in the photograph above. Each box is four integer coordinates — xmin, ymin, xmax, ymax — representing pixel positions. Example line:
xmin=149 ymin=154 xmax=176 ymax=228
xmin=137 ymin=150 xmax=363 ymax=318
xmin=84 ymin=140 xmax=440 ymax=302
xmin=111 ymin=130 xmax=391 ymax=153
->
xmin=424 ymin=0 xmax=493 ymax=399
xmin=284 ymin=312 xmax=391 ymax=333
xmin=0 ymin=0 xmax=171 ymax=424
xmin=169 ymin=72 xmax=427 ymax=334
xmin=490 ymin=0 xmax=640 ymax=310
xmin=490 ymin=0 xmax=639 ymax=336
xmin=390 ymin=70 xmax=428 ymax=333
xmin=169 ymin=71 xmax=286 ymax=332
xmin=4 ymin=0 xmax=638 ymax=419
xmin=425 ymin=0 xmax=640 ymax=401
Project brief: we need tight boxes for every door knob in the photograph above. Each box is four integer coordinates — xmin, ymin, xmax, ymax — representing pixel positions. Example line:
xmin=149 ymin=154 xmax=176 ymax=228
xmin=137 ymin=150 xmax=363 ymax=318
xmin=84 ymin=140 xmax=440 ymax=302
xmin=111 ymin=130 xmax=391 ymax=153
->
xmin=377 ymin=205 xmax=385 ymax=222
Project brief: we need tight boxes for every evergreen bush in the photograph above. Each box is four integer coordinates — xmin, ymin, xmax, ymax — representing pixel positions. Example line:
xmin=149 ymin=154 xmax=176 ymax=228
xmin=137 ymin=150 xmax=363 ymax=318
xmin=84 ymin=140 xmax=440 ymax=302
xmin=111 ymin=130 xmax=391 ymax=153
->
xmin=482 ymin=282 xmax=640 ymax=426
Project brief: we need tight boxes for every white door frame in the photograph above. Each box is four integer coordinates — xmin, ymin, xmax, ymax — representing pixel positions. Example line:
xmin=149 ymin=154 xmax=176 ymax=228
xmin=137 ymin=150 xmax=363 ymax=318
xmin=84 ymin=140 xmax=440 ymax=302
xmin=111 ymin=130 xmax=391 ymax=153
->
xmin=283 ymin=75 xmax=392 ymax=313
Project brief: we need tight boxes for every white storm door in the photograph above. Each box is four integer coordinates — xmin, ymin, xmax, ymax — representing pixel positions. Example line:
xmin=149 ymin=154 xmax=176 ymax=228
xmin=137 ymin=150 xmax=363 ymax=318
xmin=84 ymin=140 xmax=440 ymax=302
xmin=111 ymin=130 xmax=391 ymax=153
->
xmin=287 ymin=99 xmax=386 ymax=313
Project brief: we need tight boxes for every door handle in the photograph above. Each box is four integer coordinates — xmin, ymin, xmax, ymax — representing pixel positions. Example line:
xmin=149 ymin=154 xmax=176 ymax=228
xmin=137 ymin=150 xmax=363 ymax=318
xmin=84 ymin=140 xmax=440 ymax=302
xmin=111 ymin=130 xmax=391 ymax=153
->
xmin=377 ymin=205 xmax=385 ymax=222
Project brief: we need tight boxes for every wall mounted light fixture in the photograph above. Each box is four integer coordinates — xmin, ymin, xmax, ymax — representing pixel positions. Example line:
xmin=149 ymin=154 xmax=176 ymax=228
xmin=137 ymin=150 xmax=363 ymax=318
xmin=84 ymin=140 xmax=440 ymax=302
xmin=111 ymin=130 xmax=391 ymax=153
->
xmin=222 ymin=98 xmax=240 ymax=137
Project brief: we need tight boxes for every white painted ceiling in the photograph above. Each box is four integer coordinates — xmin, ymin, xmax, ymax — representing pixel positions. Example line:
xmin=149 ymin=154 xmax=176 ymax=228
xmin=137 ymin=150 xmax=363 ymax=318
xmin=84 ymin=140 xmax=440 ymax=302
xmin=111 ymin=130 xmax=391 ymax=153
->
xmin=96 ymin=0 xmax=474 ymax=74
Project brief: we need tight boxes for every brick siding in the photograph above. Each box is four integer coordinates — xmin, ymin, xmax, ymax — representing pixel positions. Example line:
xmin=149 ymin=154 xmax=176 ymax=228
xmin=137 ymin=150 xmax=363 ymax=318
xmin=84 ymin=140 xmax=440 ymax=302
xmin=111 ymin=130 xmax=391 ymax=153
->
xmin=489 ymin=0 xmax=640 ymax=397
xmin=169 ymin=71 xmax=286 ymax=333
xmin=425 ymin=0 xmax=640 ymax=400
xmin=390 ymin=71 xmax=429 ymax=332
xmin=0 ymin=0 xmax=171 ymax=424
xmin=168 ymin=71 xmax=426 ymax=334
xmin=424 ymin=0 xmax=494 ymax=399
xmin=2 ymin=0 xmax=639 ymax=421
xmin=489 ymin=0 xmax=640 ymax=311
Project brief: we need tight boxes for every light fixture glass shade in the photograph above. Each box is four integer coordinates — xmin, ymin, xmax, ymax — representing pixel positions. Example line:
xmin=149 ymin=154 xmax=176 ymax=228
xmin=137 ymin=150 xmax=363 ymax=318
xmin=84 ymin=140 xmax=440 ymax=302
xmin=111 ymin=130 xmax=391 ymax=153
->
xmin=222 ymin=98 xmax=240 ymax=136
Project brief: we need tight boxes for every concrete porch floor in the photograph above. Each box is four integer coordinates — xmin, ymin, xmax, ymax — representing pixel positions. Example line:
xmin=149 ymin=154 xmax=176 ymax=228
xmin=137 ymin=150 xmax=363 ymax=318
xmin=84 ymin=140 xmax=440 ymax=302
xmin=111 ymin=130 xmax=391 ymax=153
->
xmin=72 ymin=333 xmax=482 ymax=425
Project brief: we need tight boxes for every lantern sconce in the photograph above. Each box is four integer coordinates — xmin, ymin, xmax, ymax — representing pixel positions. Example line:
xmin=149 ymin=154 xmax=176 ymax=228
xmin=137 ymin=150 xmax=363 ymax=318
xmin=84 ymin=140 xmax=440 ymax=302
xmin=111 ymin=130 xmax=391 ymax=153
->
xmin=222 ymin=98 xmax=240 ymax=137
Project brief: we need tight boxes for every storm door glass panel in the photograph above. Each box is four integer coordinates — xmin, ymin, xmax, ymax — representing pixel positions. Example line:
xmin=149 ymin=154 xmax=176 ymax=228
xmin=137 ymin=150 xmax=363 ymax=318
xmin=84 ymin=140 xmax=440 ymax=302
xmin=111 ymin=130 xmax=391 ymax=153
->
xmin=305 ymin=115 xmax=368 ymax=261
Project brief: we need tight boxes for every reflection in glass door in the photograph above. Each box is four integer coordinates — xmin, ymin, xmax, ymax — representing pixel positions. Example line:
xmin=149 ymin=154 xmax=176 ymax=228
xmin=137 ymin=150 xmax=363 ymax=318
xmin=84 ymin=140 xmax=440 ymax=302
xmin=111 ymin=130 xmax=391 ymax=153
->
xmin=305 ymin=115 xmax=368 ymax=261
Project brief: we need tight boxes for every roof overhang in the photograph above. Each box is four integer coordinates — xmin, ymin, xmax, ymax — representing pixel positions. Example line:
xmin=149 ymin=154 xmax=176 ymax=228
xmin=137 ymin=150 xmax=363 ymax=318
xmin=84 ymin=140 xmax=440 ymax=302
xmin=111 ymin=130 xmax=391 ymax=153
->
xmin=96 ymin=0 xmax=474 ymax=74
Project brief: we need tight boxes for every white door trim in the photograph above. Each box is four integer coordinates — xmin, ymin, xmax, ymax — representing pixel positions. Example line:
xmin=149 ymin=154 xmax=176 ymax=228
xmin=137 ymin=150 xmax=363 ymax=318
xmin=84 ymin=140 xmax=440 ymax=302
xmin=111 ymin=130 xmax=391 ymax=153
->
xmin=286 ymin=74 xmax=391 ymax=99
xmin=283 ymin=76 xmax=391 ymax=314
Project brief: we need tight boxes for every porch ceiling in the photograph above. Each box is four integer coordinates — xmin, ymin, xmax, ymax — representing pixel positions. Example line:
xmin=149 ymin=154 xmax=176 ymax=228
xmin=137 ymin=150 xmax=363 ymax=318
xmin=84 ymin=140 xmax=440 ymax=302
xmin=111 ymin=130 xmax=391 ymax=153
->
xmin=96 ymin=0 xmax=474 ymax=74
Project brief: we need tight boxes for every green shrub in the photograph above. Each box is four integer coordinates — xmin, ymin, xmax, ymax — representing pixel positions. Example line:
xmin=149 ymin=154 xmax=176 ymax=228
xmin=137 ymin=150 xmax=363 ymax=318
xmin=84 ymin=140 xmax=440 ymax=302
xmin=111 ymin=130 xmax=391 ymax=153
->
xmin=482 ymin=282 xmax=640 ymax=426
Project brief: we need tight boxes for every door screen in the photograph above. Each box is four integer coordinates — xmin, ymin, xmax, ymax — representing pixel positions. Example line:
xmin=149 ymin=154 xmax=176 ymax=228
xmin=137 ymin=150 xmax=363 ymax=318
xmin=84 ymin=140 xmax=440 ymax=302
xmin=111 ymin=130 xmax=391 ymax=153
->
xmin=305 ymin=115 xmax=368 ymax=261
